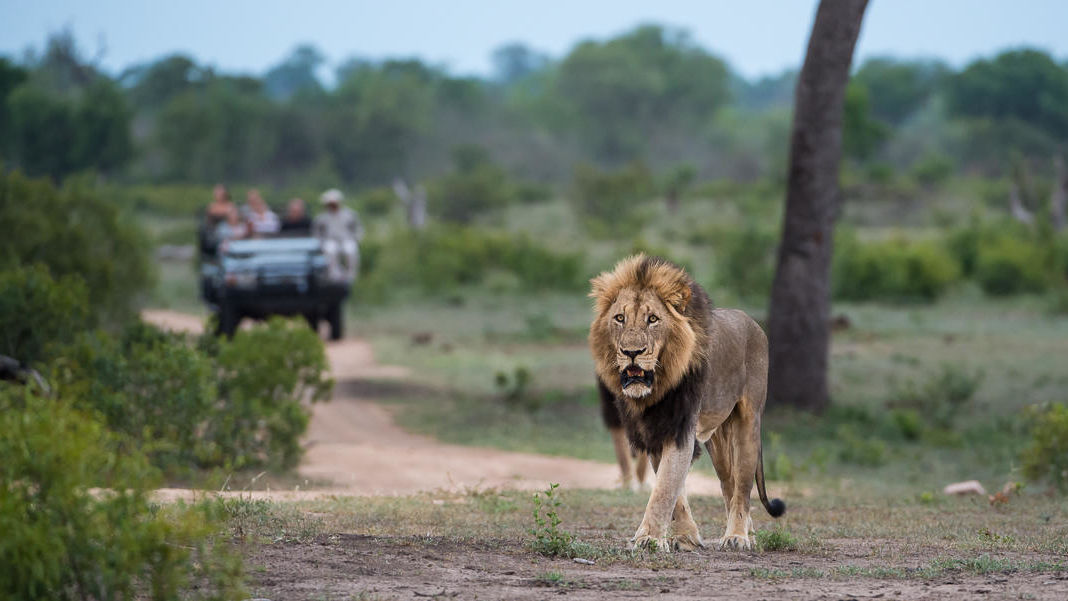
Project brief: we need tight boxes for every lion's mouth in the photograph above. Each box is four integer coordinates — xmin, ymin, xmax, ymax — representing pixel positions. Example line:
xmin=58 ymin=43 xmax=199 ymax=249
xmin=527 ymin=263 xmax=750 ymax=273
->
xmin=620 ymin=365 xmax=654 ymax=389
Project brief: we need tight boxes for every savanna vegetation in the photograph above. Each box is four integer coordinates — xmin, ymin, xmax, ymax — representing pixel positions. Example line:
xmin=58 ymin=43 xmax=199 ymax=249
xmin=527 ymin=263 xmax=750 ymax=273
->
xmin=2 ymin=17 xmax=1068 ymax=600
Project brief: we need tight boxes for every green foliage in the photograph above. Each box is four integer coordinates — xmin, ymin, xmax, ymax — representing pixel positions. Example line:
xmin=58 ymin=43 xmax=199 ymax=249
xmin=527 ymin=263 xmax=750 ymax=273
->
xmin=835 ymin=425 xmax=888 ymax=466
xmin=355 ymin=186 xmax=397 ymax=218
xmin=207 ymin=317 xmax=333 ymax=470
xmin=843 ymin=83 xmax=890 ymax=161
xmin=0 ymin=172 xmax=153 ymax=323
xmin=716 ymin=223 xmax=777 ymax=300
xmin=56 ymin=318 xmax=330 ymax=473
xmin=852 ymin=57 xmax=947 ymax=125
xmin=359 ymin=225 xmax=583 ymax=300
xmin=1020 ymin=403 xmax=1068 ymax=492
xmin=431 ymin=147 xmax=515 ymax=223
xmin=975 ymin=235 xmax=1051 ymax=296
xmin=495 ymin=366 xmax=534 ymax=411
xmin=910 ymin=153 xmax=955 ymax=187
xmin=755 ymin=527 xmax=799 ymax=552
xmin=529 ymin=483 xmax=577 ymax=557
xmin=56 ymin=322 xmax=217 ymax=472
xmin=0 ymin=265 xmax=89 ymax=366
xmin=571 ymin=161 xmax=654 ymax=236
xmin=946 ymin=49 xmax=1068 ymax=138
xmin=887 ymin=363 xmax=984 ymax=430
xmin=0 ymin=388 xmax=244 ymax=600
xmin=554 ymin=25 xmax=729 ymax=162
xmin=833 ymin=232 xmax=960 ymax=302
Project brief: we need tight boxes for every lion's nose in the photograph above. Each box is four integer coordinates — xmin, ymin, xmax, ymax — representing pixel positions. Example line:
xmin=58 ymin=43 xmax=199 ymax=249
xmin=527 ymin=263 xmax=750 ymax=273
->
xmin=621 ymin=348 xmax=646 ymax=360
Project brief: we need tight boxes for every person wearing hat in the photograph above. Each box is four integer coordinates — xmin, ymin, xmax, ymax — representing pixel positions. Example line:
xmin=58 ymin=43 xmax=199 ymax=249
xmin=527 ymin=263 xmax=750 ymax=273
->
xmin=313 ymin=188 xmax=364 ymax=281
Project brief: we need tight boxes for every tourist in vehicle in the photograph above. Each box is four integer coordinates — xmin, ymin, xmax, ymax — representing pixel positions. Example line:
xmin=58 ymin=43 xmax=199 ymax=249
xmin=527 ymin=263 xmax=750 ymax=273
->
xmin=314 ymin=188 xmax=364 ymax=280
xmin=215 ymin=205 xmax=249 ymax=243
xmin=245 ymin=189 xmax=280 ymax=235
xmin=205 ymin=184 xmax=235 ymax=225
xmin=280 ymin=197 xmax=312 ymax=233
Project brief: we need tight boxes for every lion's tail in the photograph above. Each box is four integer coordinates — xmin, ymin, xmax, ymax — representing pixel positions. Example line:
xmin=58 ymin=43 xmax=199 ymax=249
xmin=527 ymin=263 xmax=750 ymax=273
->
xmin=756 ymin=445 xmax=786 ymax=518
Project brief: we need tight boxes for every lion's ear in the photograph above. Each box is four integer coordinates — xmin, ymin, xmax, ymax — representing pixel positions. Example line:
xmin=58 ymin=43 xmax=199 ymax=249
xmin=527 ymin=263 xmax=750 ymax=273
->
xmin=589 ymin=273 xmax=616 ymax=313
xmin=663 ymin=279 xmax=691 ymax=313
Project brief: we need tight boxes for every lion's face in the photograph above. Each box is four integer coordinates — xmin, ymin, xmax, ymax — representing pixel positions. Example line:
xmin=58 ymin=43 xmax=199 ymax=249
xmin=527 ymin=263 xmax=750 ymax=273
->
xmin=599 ymin=288 xmax=675 ymax=398
xmin=589 ymin=255 xmax=700 ymax=404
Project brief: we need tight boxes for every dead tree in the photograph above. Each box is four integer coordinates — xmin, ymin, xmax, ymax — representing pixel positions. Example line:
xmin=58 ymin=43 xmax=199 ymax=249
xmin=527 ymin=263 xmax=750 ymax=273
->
xmin=393 ymin=178 xmax=427 ymax=230
xmin=1052 ymin=155 xmax=1067 ymax=232
xmin=767 ymin=0 xmax=868 ymax=412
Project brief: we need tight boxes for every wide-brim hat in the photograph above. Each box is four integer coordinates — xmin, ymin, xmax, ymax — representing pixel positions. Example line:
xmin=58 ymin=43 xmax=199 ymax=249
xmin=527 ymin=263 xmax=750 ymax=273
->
xmin=320 ymin=188 xmax=344 ymax=204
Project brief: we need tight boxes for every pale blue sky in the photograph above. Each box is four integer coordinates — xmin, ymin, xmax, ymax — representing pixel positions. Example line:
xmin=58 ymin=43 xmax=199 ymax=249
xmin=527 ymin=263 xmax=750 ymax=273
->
xmin=2 ymin=0 xmax=1067 ymax=80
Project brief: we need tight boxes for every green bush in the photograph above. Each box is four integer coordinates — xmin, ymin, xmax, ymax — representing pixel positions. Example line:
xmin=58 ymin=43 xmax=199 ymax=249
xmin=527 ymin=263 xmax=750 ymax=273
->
xmin=833 ymin=232 xmax=960 ymax=302
xmin=835 ymin=425 xmax=888 ymax=466
xmin=57 ymin=318 xmax=330 ymax=473
xmin=975 ymin=235 xmax=1050 ymax=296
xmin=0 ymin=172 xmax=153 ymax=323
xmin=56 ymin=322 xmax=217 ymax=473
xmin=354 ymin=186 xmax=396 ymax=217
xmin=886 ymin=363 xmax=983 ymax=430
xmin=0 ymin=387 xmax=244 ymax=600
xmin=431 ymin=147 xmax=515 ymax=224
xmin=0 ymin=265 xmax=90 ymax=366
xmin=359 ymin=225 xmax=583 ymax=301
xmin=571 ymin=161 xmax=653 ymax=236
xmin=1020 ymin=403 xmax=1068 ymax=492
xmin=206 ymin=317 xmax=332 ymax=470
xmin=717 ymin=224 xmax=777 ymax=300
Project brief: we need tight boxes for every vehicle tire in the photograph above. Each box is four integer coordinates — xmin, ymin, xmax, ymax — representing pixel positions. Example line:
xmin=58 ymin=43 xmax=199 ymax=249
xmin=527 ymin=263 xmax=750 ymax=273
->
xmin=303 ymin=312 xmax=320 ymax=334
xmin=217 ymin=302 xmax=240 ymax=337
xmin=327 ymin=302 xmax=343 ymax=341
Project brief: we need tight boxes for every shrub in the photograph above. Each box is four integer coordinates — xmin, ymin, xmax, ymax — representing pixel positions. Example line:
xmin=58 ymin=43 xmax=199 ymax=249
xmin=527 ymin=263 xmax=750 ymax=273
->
xmin=717 ymin=224 xmax=777 ymax=300
xmin=359 ymin=225 xmax=583 ymax=301
xmin=1020 ymin=403 xmax=1068 ymax=492
xmin=58 ymin=318 xmax=330 ymax=473
xmin=0 ymin=265 xmax=90 ymax=366
xmin=431 ymin=146 xmax=515 ymax=223
xmin=571 ymin=161 xmax=654 ymax=236
xmin=0 ymin=387 xmax=244 ymax=600
xmin=911 ymin=153 xmax=954 ymax=187
xmin=56 ymin=322 xmax=217 ymax=473
xmin=205 ymin=317 xmax=333 ymax=470
xmin=833 ymin=232 xmax=960 ymax=302
xmin=354 ymin=186 xmax=396 ymax=217
xmin=975 ymin=235 xmax=1051 ymax=296
xmin=0 ymin=172 xmax=153 ymax=324
xmin=835 ymin=425 xmax=887 ymax=466
xmin=886 ymin=363 xmax=983 ymax=430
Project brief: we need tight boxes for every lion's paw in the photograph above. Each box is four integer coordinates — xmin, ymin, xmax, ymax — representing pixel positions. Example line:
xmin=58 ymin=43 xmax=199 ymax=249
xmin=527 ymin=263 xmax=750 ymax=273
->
xmin=716 ymin=534 xmax=754 ymax=552
xmin=672 ymin=531 xmax=704 ymax=552
xmin=629 ymin=534 xmax=674 ymax=553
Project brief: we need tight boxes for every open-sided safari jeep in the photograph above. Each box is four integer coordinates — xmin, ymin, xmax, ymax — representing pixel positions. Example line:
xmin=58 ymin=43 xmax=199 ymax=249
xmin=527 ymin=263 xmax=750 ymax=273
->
xmin=199 ymin=230 xmax=352 ymax=339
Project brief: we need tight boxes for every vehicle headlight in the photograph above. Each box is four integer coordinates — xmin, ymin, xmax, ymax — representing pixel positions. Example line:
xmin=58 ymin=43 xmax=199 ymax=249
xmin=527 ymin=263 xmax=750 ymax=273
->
xmin=225 ymin=271 xmax=257 ymax=288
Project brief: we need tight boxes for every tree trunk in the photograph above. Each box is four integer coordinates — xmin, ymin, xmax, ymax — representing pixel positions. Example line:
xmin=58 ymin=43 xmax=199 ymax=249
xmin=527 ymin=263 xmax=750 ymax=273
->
xmin=767 ymin=0 xmax=868 ymax=412
xmin=1051 ymin=155 xmax=1067 ymax=232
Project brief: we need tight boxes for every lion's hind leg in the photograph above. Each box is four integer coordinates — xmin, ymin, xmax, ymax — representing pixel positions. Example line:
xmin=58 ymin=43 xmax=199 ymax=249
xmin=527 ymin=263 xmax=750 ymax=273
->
xmin=708 ymin=409 xmax=758 ymax=551
xmin=608 ymin=426 xmax=637 ymax=489
xmin=634 ymin=450 xmax=650 ymax=487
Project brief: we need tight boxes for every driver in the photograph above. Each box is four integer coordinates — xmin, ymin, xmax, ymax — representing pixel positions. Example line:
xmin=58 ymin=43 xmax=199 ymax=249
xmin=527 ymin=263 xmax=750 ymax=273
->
xmin=313 ymin=188 xmax=364 ymax=281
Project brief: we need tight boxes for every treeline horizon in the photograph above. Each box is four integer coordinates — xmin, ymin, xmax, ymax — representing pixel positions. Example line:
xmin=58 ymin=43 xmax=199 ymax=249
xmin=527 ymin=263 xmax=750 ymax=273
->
xmin=2 ymin=25 xmax=1067 ymax=191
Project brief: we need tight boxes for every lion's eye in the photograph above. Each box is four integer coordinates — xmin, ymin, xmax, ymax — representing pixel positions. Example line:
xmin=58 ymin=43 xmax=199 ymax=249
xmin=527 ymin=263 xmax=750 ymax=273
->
xmin=647 ymin=315 xmax=659 ymax=324
xmin=613 ymin=314 xmax=625 ymax=323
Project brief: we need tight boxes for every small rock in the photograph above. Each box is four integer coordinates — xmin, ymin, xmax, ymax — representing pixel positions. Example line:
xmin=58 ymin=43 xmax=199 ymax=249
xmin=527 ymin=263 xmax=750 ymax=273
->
xmin=573 ymin=558 xmax=594 ymax=565
xmin=943 ymin=480 xmax=986 ymax=496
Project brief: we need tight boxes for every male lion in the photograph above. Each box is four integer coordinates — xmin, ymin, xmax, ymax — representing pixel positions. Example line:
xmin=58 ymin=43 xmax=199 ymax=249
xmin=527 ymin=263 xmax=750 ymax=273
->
xmin=589 ymin=254 xmax=785 ymax=551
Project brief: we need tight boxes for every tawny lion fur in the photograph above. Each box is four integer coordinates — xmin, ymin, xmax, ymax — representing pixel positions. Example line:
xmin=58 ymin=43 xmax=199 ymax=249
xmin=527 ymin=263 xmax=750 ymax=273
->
xmin=589 ymin=254 xmax=784 ymax=552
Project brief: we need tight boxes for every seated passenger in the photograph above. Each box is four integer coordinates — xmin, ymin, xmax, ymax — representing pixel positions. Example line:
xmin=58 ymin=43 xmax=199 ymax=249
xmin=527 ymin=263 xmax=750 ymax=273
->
xmin=245 ymin=189 xmax=280 ymax=236
xmin=215 ymin=205 xmax=249 ymax=243
xmin=205 ymin=184 xmax=235 ymax=225
xmin=280 ymin=197 xmax=313 ymax=233
xmin=314 ymin=188 xmax=364 ymax=281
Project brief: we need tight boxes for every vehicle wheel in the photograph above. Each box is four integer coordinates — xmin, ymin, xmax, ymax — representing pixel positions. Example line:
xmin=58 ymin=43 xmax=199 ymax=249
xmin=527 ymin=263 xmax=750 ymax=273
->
xmin=303 ymin=312 xmax=320 ymax=334
xmin=216 ymin=302 xmax=240 ymax=337
xmin=327 ymin=303 xmax=343 ymax=341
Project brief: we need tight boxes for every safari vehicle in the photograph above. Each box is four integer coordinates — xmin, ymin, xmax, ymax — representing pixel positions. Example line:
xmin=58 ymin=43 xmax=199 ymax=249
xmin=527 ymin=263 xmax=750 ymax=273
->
xmin=199 ymin=236 xmax=350 ymax=339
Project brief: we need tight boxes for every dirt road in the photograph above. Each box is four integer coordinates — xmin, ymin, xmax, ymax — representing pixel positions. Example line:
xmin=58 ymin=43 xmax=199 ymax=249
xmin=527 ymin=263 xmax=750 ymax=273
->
xmin=142 ymin=310 xmax=724 ymax=498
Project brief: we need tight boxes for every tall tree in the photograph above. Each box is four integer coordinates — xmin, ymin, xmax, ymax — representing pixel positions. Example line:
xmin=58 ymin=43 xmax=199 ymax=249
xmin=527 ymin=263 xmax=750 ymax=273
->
xmin=767 ymin=0 xmax=868 ymax=412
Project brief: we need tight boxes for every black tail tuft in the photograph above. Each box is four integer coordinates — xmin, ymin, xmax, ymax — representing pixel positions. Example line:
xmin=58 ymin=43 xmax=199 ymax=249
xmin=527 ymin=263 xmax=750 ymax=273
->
xmin=766 ymin=497 xmax=786 ymax=518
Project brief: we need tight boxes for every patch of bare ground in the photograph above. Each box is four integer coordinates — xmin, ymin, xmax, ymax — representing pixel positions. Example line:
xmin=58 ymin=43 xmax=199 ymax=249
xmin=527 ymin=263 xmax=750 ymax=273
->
xmin=244 ymin=535 xmax=1068 ymax=601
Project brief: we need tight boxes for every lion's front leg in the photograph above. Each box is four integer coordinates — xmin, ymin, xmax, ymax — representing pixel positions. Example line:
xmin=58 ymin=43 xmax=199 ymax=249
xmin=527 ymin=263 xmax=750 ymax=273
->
xmin=629 ymin=433 xmax=694 ymax=552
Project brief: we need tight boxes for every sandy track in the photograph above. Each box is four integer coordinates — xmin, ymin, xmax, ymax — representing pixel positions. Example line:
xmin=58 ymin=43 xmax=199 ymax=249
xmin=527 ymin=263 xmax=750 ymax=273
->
xmin=142 ymin=310 xmax=725 ymax=499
